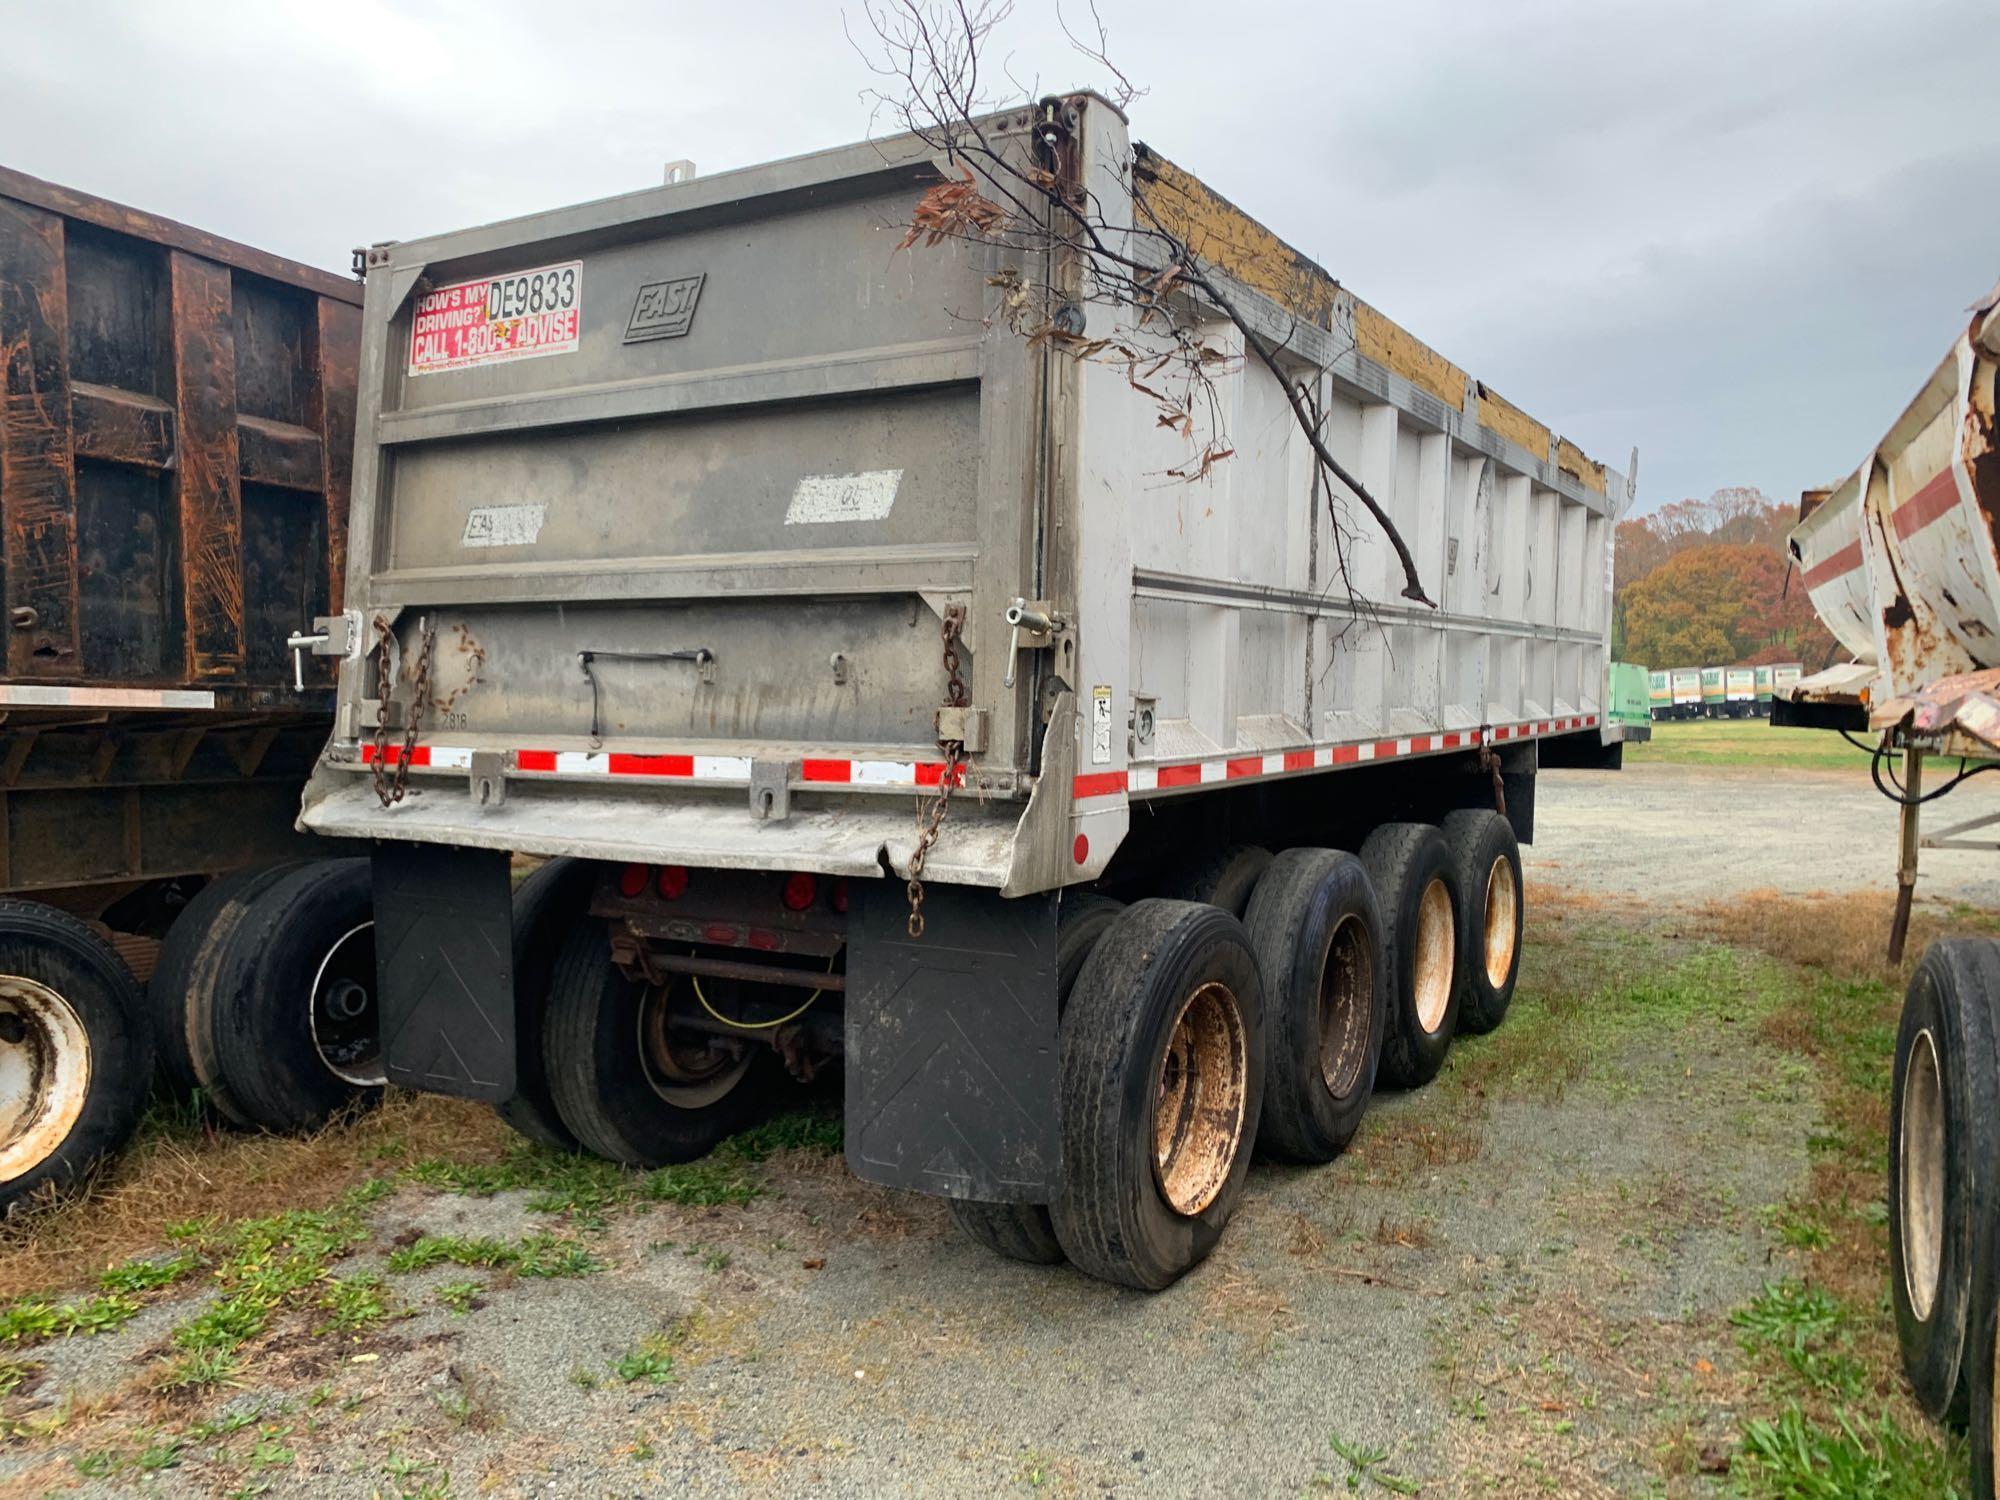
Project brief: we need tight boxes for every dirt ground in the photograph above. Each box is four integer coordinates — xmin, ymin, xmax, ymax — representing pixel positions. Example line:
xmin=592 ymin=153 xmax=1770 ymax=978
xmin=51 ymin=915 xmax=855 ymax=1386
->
xmin=1534 ymin=761 xmax=2000 ymax=909
xmin=0 ymin=762 xmax=1982 ymax=1498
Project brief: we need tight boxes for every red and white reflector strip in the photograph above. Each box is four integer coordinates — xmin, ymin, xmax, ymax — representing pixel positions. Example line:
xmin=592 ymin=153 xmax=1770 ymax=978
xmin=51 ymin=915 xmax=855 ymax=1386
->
xmin=358 ymin=743 xmax=957 ymax=787
xmin=1072 ymin=715 xmax=1599 ymax=802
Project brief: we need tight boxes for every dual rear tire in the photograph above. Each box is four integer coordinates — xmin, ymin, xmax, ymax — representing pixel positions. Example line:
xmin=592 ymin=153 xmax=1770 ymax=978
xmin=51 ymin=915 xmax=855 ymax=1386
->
xmin=151 ymin=859 xmax=383 ymax=1134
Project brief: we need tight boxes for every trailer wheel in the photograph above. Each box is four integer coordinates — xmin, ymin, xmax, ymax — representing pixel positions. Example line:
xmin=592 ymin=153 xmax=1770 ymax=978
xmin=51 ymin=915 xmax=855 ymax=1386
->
xmin=208 ymin=860 xmax=383 ymax=1134
xmin=1974 ymin=1234 xmax=1999 ymax=1500
xmin=148 ymin=861 xmax=306 ymax=1116
xmin=1161 ymin=845 xmax=1272 ymax=919
xmin=1360 ymin=823 xmax=1461 ymax=1088
xmin=1890 ymin=939 xmax=2000 ymax=1424
xmin=1243 ymin=849 xmax=1385 ymax=1162
xmin=494 ymin=858 xmax=595 ymax=1152
xmin=1050 ymin=899 xmax=1264 ymax=1290
xmin=0 ymin=901 xmax=153 ymax=1214
xmin=542 ymin=920 xmax=775 ymax=1167
xmin=1440 ymin=810 xmax=1522 ymax=1035
xmin=950 ymin=891 xmax=1124 ymax=1265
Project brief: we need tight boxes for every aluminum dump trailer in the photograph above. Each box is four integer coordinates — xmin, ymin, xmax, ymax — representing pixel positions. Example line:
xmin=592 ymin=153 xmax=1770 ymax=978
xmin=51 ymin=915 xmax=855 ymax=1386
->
xmin=1670 ymin=667 xmax=1702 ymax=719
xmin=1776 ymin=279 xmax=2000 ymax=1452
xmin=1725 ymin=666 xmax=1756 ymax=717
xmin=295 ymin=94 xmax=1627 ymax=1288
xmin=0 ymin=166 xmax=366 ymax=1211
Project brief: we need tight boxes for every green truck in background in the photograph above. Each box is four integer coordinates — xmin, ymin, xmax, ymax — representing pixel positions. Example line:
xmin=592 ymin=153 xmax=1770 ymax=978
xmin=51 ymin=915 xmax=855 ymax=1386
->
xmin=1609 ymin=663 xmax=1654 ymax=742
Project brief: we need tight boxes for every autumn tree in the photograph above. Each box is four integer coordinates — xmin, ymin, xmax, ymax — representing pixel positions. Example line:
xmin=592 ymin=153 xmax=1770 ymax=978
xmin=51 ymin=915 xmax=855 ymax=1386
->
xmin=1621 ymin=544 xmax=1775 ymax=668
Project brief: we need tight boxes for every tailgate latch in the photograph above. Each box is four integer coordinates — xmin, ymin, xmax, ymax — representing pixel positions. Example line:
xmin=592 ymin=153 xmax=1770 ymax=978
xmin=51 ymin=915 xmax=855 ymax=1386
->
xmin=1002 ymin=599 xmax=1064 ymax=689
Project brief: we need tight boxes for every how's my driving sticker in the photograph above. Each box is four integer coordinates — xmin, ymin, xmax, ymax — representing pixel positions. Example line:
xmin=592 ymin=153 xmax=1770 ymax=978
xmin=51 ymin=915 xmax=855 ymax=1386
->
xmin=409 ymin=261 xmax=581 ymax=375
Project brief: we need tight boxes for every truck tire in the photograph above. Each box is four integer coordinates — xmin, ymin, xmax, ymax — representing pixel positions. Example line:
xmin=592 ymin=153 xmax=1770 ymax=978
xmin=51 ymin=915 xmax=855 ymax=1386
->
xmin=207 ymin=860 xmax=383 ymax=1135
xmin=950 ymin=891 xmax=1124 ymax=1265
xmin=542 ymin=919 xmax=776 ymax=1167
xmin=1161 ymin=845 xmax=1272 ymax=919
xmin=0 ymin=901 xmax=153 ymax=1214
xmin=1973 ymin=1229 xmax=1999 ymax=1500
xmin=495 ymin=857 xmax=594 ymax=1151
xmin=1440 ymin=810 xmax=1522 ymax=1035
xmin=148 ymin=861 xmax=305 ymax=1111
xmin=1359 ymin=823 xmax=1461 ymax=1089
xmin=1890 ymin=938 xmax=2000 ymax=1424
xmin=1243 ymin=849 xmax=1385 ymax=1162
xmin=1049 ymin=899 xmax=1265 ymax=1290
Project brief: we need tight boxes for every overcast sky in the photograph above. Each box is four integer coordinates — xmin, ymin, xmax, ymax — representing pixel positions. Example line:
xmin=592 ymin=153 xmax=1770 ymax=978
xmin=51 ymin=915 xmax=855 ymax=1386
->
xmin=3 ymin=0 xmax=1994 ymax=513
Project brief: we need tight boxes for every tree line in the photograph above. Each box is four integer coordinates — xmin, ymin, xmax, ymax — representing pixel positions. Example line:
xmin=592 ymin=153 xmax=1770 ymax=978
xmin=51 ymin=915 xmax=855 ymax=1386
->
xmin=1612 ymin=487 xmax=1840 ymax=671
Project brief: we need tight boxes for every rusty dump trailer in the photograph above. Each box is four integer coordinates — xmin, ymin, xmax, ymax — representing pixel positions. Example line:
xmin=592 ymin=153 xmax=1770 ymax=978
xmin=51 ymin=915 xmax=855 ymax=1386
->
xmin=0 ymin=166 xmax=369 ymax=1211
xmin=295 ymin=95 xmax=1629 ymax=1288
xmin=1782 ymin=279 xmax=2000 ymax=954
xmin=1781 ymin=279 xmax=2000 ymax=1452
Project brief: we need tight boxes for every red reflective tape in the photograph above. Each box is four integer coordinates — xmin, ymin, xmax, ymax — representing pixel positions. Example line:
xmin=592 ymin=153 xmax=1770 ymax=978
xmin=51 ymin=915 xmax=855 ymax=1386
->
xmin=608 ymin=753 xmax=693 ymax=777
xmin=1225 ymin=756 xmax=1264 ymax=780
xmin=913 ymin=762 xmax=962 ymax=788
xmin=360 ymin=744 xmax=429 ymax=767
xmin=1156 ymin=763 xmax=1203 ymax=788
xmin=1331 ymin=744 xmax=1361 ymax=763
xmin=1801 ymin=538 xmax=1863 ymax=591
xmin=1373 ymin=740 xmax=1399 ymax=760
xmin=1409 ymin=735 xmax=1432 ymax=753
xmin=801 ymin=759 xmax=851 ymax=783
xmin=1283 ymin=749 xmax=1316 ymax=772
xmin=1440 ymin=733 xmax=1458 ymax=749
xmin=1892 ymin=468 xmax=1960 ymax=540
xmin=1072 ymin=770 xmax=1127 ymax=798
xmin=516 ymin=750 xmax=557 ymax=772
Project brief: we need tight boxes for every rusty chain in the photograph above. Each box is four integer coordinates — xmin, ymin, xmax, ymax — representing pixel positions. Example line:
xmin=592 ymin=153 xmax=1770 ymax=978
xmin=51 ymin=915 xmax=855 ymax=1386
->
xmin=370 ymin=616 xmax=437 ymax=809
xmin=906 ymin=604 xmax=970 ymax=938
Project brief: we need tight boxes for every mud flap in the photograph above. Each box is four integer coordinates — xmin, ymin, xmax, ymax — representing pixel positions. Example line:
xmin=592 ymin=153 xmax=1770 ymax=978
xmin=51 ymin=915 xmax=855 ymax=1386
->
xmin=844 ymin=880 xmax=1059 ymax=1202
xmin=371 ymin=843 xmax=516 ymax=1100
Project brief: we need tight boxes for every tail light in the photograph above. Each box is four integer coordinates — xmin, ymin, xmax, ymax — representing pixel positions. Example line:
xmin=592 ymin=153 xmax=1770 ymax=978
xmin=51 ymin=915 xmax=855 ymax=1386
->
xmin=617 ymin=863 xmax=650 ymax=898
xmin=781 ymin=872 xmax=817 ymax=912
xmin=657 ymin=865 xmax=690 ymax=900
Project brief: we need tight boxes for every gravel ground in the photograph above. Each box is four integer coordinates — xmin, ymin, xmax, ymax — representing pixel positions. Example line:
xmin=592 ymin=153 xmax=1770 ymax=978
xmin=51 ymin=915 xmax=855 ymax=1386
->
xmin=1 ymin=762 xmax=1958 ymax=1498
xmin=1532 ymin=761 xmax=2000 ymax=908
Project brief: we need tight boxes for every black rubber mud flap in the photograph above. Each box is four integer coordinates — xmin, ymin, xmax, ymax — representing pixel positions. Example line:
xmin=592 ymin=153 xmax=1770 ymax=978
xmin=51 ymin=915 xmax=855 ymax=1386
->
xmin=844 ymin=881 xmax=1059 ymax=1202
xmin=372 ymin=843 xmax=516 ymax=1101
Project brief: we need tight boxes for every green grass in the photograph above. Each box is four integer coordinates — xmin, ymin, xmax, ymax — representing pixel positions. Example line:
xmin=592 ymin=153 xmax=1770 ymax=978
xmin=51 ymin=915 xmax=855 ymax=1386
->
xmin=0 ymin=1291 xmax=142 ymax=1347
xmin=1622 ymin=717 xmax=1871 ymax=772
xmin=1737 ymin=1406 xmax=1966 ymax=1499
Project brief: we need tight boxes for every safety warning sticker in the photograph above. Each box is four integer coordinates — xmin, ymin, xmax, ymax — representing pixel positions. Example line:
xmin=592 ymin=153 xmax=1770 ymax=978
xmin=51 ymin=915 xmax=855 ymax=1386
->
xmin=408 ymin=261 xmax=582 ymax=375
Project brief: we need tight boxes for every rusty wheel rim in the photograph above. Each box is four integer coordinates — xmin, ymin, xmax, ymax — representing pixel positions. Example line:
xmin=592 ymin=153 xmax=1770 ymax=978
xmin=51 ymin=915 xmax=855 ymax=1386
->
xmin=0 ymin=977 xmax=91 ymax=1184
xmin=638 ymin=981 xmax=750 ymax=1108
xmin=1152 ymin=980 xmax=1248 ymax=1218
xmin=1899 ymin=1028 xmax=1945 ymax=1322
xmin=1482 ymin=856 xmax=1519 ymax=990
xmin=1318 ymin=915 xmax=1373 ymax=1097
xmin=1412 ymin=877 xmax=1456 ymax=1035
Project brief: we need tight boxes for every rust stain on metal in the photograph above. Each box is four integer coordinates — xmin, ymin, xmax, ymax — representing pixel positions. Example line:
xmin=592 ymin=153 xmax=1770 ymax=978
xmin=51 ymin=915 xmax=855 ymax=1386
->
xmin=0 ymin=200 xmax=80 ymax=676
xmin=170 ymin=251 xmax=245 ymax=680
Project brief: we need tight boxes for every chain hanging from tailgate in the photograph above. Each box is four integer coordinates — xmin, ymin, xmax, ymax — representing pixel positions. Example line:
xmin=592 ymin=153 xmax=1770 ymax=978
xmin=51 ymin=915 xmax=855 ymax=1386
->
xmin=906 ymin=605 xmax=969 ymax=939
xmin=371 ymin=616 xmax=437 ymax=809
